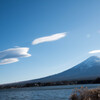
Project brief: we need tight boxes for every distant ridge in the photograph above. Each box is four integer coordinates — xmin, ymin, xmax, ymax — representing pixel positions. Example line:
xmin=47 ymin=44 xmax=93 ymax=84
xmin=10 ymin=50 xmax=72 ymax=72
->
xmin=28 ymin=56 xmax=100 ymax=83
xmin=1 ymin=56 xmax=100 ymax=86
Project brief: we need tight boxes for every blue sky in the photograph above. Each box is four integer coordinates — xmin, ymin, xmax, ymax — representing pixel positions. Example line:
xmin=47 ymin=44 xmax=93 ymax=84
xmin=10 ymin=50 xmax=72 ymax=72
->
xmin=0 ymin=0 xmax=100 ymax=84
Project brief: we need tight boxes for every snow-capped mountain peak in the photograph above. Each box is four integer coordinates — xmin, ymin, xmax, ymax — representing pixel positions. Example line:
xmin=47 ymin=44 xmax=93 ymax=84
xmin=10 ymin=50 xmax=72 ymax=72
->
xmin=84 ymin=56 xmax=100 ymax=63
xmin=75 ymin=56 xmax=100 ymax=69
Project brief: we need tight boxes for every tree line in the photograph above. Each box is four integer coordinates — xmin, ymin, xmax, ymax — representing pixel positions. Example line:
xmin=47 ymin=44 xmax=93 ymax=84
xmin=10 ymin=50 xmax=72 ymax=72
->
xmin=0 ymin=77 xmax=100 ymax=89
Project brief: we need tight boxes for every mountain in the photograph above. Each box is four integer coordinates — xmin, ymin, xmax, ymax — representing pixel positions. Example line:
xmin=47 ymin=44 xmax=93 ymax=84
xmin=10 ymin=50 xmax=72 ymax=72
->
xmin=20 ymin=56 xmax=100 ymax=84
xmin=2 ymin=56 xmax=100 ymax=86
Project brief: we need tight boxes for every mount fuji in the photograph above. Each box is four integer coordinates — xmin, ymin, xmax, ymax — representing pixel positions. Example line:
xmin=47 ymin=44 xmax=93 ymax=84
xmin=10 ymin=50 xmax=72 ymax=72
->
xmin=2 ymin=56 xmax=100 ymax=86
xmin=22 ymin=56 xmax=100 ymax=84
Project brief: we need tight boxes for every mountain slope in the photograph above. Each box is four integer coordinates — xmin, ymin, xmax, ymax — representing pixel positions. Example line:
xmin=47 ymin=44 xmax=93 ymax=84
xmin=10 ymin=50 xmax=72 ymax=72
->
xmin=2 ymin=56 xmax=100 ymax=86
xmin=25 ymin=56 xmax=100 ymax=83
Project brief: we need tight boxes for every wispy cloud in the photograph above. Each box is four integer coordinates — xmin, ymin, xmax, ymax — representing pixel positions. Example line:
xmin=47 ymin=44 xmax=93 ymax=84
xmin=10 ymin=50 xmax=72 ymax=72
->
xmin=0 ymin=47 xmax=31 ymax=65
xmin=32 ymin=32 xmax=67 ymax=45
xmin=89 ymin=50 xmax=100 ymax=54
xmin=0 ymin=58 xmax=19 ymax=65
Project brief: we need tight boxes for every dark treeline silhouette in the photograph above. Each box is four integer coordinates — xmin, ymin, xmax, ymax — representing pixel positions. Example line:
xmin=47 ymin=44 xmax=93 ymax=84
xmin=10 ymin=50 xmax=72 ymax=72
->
xmin=0 ymin=77 xmax=100 ymax=89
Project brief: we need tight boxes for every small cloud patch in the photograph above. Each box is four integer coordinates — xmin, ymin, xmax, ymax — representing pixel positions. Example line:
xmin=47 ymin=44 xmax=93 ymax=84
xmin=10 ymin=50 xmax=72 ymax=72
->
xmin=89 ymin=50 xmax=100 ymax=54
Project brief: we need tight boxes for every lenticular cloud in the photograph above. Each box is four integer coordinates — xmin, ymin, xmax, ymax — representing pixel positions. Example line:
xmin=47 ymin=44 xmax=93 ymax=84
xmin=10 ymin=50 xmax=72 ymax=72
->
xmin=0 ymin=47 xmax=31 ymax=65
xmin=0 ymin=58 xmax=19 ymax=65
xmin=32 ymin=32 xmax=67 ymax=45
xmin=89 ymin=50 xmax=100 ymax=54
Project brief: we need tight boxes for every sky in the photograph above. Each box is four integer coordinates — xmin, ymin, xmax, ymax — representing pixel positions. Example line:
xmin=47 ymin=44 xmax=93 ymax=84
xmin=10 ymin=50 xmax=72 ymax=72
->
xmin=0 ymin=0 xmax=100 ymax=84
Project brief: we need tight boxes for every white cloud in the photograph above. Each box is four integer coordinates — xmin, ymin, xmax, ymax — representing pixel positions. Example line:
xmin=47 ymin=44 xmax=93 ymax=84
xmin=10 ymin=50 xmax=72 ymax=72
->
xmin=32 ymin=32 xmax=67 ymax=45
xmin=0 ymin=47 xmax=31 ymax=65
xmin=89 ymin=50 xmax=100 ymax=54
xmin=0 ymin=58 xmax=19 ymax=65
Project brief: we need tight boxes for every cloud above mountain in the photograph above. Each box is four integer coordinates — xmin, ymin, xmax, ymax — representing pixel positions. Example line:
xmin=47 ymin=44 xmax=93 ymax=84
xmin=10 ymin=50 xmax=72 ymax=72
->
xmin=89 ymin=50 xmax=100 ymax=54
xmin=32 ymin=32 xmax=67 ymax=45
xmin=0 ymin=47 xmax=31 ymax=65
